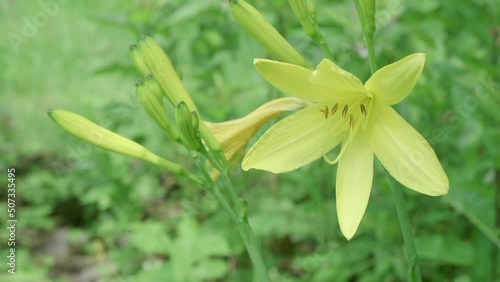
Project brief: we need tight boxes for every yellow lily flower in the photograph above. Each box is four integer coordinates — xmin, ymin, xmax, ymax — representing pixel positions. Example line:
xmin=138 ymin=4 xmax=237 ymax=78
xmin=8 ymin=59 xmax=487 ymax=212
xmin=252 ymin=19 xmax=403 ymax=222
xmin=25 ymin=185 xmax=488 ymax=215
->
xmin=206 ymin=97 xmax=307 ymax=180
xmin=242 ymin=53 xmax=449 ymax=239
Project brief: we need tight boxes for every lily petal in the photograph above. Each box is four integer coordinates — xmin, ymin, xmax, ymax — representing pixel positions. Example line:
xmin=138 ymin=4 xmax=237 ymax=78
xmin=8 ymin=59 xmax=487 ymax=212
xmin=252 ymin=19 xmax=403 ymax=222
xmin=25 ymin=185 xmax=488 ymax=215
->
xmin=206 ymin=97 xmax=307 ymax=168
xmin=254 ymin=59 xmax=329 ymax=102
xmin=365 ymin=53 xmax=426 ymax=105
xmin=242 ymin=103 xmax=342 ymax=173
xmin=310 ymin=59 xmax=367 ymax=101
xmin=367 ymin=101 xmax=449 ymax=195
xmin=336 ymin=130 xmax=373 ymax=240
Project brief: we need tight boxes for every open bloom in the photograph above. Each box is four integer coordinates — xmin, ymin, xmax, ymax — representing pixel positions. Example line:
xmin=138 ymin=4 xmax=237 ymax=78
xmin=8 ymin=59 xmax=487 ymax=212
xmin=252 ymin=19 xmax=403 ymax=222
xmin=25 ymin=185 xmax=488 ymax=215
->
xmin=242 ymin=54 xmax=449 ymax=239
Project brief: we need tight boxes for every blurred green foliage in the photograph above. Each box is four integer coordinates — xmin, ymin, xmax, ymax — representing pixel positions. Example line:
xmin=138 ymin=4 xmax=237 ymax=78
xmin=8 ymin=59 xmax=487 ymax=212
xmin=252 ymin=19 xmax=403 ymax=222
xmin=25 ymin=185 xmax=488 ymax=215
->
xmin=0 ymin=0 xmax=499 ymax=281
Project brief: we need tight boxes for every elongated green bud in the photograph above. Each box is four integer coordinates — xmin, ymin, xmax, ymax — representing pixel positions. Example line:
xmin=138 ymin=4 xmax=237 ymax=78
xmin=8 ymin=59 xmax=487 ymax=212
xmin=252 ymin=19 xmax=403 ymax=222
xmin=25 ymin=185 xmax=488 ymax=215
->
xmin=175 ymin=102 xmax=203 ymax=151
xmin=48 ymin=109 xmax=184 ymax=174
xmin=361 ymin=0 xmax=376 ymax=35
xmin=129 ymin=44 xmax=149 ymax=77
xmin=136 ymin=77 xmax=180 ymax=141
xmin=288 ymin=0 xmax=316 ymax=38
xmin=137 ymin=36 xmax=220 ymax=152
xmin=230 ymin=0 xmax=309 ymax=68
xmin=139 ymin=36 xmax=198 ymax=112
xmin=139 ymin=35 xmax=221 ymax=153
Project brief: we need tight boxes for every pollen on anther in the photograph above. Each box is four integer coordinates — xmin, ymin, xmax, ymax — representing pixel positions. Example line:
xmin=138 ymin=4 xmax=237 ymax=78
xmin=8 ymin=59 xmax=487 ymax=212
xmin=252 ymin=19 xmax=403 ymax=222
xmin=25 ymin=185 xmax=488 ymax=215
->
xmin=319 ymin=105 xmax=329 ymax=119
xmin=342 ymin=105 xmax=348 ymax=118
xmin=349 ymin=115 xmax=354 ymax=128
xmin=360 ymin=104 xmax=366 ymax=115
xmin=331 ymin=103 xmax=338 ymax=115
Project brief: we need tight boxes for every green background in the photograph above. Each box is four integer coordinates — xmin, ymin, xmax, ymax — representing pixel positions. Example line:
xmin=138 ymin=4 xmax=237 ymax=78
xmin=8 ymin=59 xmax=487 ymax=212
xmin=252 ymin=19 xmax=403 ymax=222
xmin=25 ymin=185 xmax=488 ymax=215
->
xmin=0 ymin=0 xmax=499 ymax=281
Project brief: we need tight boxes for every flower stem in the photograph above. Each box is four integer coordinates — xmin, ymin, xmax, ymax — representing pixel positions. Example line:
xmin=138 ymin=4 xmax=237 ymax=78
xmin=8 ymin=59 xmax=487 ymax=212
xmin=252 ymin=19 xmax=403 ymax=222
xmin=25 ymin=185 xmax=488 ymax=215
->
xmin=386 ymin=174 xmax=422 ymax=282
xmin=355 ymin=1 xmax=422 ymax=280
xmin=196 ymin=148 xmax=270 ymax=281
xmin=212 ymin=177 xmax=270 ymax=282
xmin=353 ymin=0 xmax=377 ymax=73
xmin=364 ymin=33 xmax=377 ymax=74
xmin=313 ymin=33 xmax=336 ymax=63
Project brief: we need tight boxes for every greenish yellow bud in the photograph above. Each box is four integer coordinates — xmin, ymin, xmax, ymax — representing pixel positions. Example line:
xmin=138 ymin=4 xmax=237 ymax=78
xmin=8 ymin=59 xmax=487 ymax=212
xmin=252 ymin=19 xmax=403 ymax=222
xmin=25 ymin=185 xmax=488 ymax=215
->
xmin=48 ymin=109 xmax=184 ymax=174
xmin=139 ymin=36 xmax=198 ymax=112
xmin=139 ymin=35 xmax=221 ymax=153
xmin=175 ymin=102 xmax=203 ymax=151
xmin=230 ymin=0 xmax=309 ymax=68
xmin=136 ymin=77 xmax=180 ymax=141
xmin=129 ymin=44 xmax=149 ymax=77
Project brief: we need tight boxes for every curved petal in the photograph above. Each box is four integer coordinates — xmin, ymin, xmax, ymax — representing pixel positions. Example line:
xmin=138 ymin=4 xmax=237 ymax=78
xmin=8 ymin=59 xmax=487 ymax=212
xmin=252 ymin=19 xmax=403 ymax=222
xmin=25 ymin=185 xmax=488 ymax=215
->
xmin=206 ymin=97 xmax=307 ymax=168
xmin=254 ymin=59 xmax=329 ymax=102
xmin=367 ymin=101 xmax=449 ymax=195
xmin=242 ymin=103 xmax=342 ymax=173
xmin=336 ymin=130 xmax=373 ymax=240
xmin=365 ymin=53 xmax=426 ymax=105
xmin=310 ymin=59 xmax=367 ymax=101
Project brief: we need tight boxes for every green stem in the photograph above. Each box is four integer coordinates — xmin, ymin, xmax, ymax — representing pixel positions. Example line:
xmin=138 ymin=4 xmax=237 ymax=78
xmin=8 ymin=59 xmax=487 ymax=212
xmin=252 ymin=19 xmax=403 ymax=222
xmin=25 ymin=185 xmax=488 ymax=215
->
xmin=197 ymin=146 xmax=270 ymax=281
xmin=212 ymin=181 xmax=270 ymax=282
xmin=355 ymin=1 xmax=421 ymax=280
xmin=353 ymin=0 xmax=366 ymax=30
xmin=353 ymin=0 xmax=377 ymax=73
xmin=364 ymin=33 xmax=377 ymax=74
xmin=386 ymin=175 xmax=422 ymax=282
xmin=222 ymin=170 xmax=243 ymax=212
xmin=314 ymin=33 xmax=336 ymax=62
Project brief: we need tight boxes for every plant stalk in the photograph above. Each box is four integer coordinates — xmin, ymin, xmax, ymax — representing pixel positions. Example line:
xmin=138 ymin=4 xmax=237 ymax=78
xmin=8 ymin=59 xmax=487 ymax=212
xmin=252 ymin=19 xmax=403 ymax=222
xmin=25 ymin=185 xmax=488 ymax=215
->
xmin=354 ymin=1 xmax=422 ymax=280
xmin=386 ymin=175 xmax=423 ymax=282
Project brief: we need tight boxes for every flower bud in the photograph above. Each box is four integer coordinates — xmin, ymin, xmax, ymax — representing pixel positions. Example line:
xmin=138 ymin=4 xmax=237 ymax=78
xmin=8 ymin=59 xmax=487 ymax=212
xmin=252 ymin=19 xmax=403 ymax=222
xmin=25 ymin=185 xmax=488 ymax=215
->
xmin=175 ymin=102 xmax=203 ymax=151
xmin=129 ymin=44 xmax=149 ymax=77
xmin=139 ymin=36 xmax=221 ymax=152
xmin=136 ymin=76 xmax=180 ymax=141
xmin=230 ymin=0 xmax=309 ymax=68
xmin=139 ymin=36 xmax=198 ymax=111
xmin=48 ymin=109 xmax=184 ymax=174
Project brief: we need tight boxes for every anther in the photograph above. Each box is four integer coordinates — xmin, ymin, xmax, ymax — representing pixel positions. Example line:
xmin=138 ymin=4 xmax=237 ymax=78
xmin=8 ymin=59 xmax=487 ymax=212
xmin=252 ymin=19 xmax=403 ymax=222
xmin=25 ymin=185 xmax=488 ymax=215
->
xmin=349 ymin=115 xmax=354 ymax=128
xmin=360 ymin=104 xmax=366 ymax=115
xmin=331 ymin=103 xmax=338 ymax=115
xmin=319 ymin=105 xmax=329 ymax=119
xmin=342 ymin=105 xmax=348 ymax=118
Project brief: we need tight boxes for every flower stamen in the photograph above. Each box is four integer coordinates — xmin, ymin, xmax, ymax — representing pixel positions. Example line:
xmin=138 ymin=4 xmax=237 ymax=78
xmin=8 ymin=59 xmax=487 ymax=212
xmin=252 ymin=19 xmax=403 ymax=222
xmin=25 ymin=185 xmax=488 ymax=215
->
xmin=342 ymin=105 xmax=348 ymax=118
xmin=360 ymin=104 xmax=366 ymax=115
xmin=331 ymin=103 xmax=339 ymax=115
xmin=349 ymin=115 xmax=354 ymax=129
xmin=319 ymin=105 xmax=329 ymax=119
